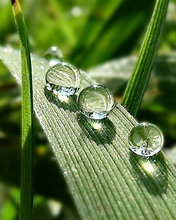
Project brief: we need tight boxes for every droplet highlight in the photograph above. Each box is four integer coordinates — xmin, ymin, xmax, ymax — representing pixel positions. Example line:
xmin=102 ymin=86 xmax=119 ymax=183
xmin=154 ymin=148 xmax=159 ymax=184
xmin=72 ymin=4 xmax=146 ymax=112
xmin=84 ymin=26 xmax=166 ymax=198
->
xmin=77 ymin=84 xmax=115 ymax=119
xmin=45 ymin=62 xmax=80 ymax=97
xmin=129 ymin=122 xmax=164 ymax=157
xmin=45 ymin=46 xmax=63 ymax=66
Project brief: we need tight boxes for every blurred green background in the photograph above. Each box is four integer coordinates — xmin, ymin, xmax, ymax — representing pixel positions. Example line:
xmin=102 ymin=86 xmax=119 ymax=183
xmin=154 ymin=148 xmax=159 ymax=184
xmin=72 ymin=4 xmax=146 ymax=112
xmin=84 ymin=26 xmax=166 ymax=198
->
xmin=0 ymin=0 xmax=176 ymax=219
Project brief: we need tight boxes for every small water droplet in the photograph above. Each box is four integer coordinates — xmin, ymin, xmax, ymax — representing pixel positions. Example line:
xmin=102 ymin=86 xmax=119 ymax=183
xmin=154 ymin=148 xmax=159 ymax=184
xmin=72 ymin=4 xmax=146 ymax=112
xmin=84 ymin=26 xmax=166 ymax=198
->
xmin=45 ymin=62 xmax=80 ymax=97
xmin=77 ymin=84 xmax=115 ymax=120
xmin=45 ymin=46 xmax=63 ymax=66
xmin=129 ymin=122 xmax=164 ymax=157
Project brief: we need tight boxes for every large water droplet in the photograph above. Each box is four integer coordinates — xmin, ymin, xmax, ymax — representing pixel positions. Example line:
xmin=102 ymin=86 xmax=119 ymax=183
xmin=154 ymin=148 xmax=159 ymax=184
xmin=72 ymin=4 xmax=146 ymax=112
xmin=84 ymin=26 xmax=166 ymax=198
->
xmin=77 ymin=84 xmax=115 ymax=119
xmin=45 ymin=46 xmax=63 ymax=66
xmin=129 ymin=122 xmax=164 ymax=157
xmin=45 ymin=62 xmax=80 ymax=97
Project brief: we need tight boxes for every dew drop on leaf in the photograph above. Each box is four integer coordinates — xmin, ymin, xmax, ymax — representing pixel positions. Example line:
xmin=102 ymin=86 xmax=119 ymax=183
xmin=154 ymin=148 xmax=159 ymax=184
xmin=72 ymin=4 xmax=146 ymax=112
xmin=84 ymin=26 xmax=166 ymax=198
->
xmin=45 ymin=46 xmax=63 ymax=66
xmin=129 ymin=122 xmax=164 ymax=157
xmin=77 ymin=84 xmax=115 ymax=120
xmin=45 ymin=62 xmax=80 ymax=97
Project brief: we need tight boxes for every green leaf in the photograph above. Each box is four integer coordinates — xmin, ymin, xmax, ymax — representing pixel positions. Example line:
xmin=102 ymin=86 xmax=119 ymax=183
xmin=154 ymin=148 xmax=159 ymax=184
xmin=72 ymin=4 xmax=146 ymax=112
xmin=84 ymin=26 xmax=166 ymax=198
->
xmin=165 ymin=145 xmax=176 ymax=166
xmin=1 ymin=47 xmax=176 ymax=219
xmin=11 ymin=0 xmax=34 ymax=219
xmin=122 ymin=0 xmax=169 ymax=116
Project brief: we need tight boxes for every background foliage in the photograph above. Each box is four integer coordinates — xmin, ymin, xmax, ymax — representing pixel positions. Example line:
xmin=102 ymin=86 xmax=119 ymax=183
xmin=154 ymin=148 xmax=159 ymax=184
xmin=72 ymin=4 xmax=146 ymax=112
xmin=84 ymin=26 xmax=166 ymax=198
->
xmin=0 ymin=0 xmax=176 ymax=219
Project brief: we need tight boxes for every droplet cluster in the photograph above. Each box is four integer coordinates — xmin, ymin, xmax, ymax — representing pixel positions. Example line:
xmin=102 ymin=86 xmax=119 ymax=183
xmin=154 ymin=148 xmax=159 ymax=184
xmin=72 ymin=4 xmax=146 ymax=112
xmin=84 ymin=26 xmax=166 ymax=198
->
xmin=44 ymin=46 xmax=164 ymax=157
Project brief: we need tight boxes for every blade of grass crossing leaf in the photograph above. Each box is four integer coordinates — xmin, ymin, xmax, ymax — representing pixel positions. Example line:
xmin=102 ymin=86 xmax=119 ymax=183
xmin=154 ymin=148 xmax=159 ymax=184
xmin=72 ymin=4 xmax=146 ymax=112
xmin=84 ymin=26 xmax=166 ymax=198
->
xmin=122 ymin=0 xmax=169 ymax=116
xmin=11 ymin=1 xmax=34 ymax=219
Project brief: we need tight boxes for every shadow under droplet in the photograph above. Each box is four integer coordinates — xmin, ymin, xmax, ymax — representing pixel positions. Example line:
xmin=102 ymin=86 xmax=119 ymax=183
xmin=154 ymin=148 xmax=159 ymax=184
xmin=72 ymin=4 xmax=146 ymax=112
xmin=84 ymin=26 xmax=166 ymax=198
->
xmin=77 ymin=113 xmax=116 ymax=145
xmin=129 ymin=151 xmax=168 ymax=196
xmin=44 ymin=86 xmax=77 ymax=113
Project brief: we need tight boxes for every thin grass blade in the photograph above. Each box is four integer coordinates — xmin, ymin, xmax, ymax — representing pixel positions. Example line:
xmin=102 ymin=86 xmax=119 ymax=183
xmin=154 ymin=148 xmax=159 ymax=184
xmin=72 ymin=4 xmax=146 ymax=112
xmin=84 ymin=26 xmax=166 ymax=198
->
xmin=122 ymin=0 xmax=169 ymax=116
xmin=11 ymin=0 xmax=34 ymax=219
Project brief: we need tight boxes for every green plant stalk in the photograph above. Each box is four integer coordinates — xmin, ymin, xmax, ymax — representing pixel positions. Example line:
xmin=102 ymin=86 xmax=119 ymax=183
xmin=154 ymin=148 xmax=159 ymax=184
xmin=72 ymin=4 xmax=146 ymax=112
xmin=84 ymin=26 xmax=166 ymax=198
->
xmin=122 ymin=0 xmax=169 ymax=116
xmin=12 ymin=0 xmax=34 ymax=219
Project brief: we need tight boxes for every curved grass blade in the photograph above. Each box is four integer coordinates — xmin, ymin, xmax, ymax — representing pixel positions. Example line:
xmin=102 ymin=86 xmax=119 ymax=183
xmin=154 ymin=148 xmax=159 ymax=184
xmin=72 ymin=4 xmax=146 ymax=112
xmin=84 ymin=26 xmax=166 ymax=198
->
xmin=72 ymin=0 xmax=123 ymax=53
xmin=11 ymin=1 xmax=34 ymax=219
xmin=1 ymin=47 xmax=176 ymax=219
xmin=71 ymin=1 xmax=153 ymax=68
xmin=122 ymin=0 xmax=169 ymax=116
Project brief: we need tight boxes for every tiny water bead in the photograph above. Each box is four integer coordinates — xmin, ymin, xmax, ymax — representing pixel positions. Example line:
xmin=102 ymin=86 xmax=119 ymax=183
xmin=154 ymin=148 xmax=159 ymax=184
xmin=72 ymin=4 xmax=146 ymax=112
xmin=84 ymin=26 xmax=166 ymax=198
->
xmin=45 ymin=62 xmax=81 ymax=97
xmin=129 ymin=122 xmax=164 ymax=157
xmin=77 ymin=85 xmax=115 ymax=120
xmin=45 ymin=46 xmax=63 ymax=66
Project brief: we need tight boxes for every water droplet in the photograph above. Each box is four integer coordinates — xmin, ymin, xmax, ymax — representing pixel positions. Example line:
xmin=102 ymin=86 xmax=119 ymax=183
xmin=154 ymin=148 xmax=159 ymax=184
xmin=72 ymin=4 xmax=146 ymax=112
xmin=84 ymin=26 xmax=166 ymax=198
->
xmin=45 ymin=62 xmax=80 ymax=97
xmin=45 ymin=46 xmax=63 ymax=66
xmin=129 ymin=122 xmax=164 ymax=157
xmin=77 ymin=84 xmax=115 ymax=119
